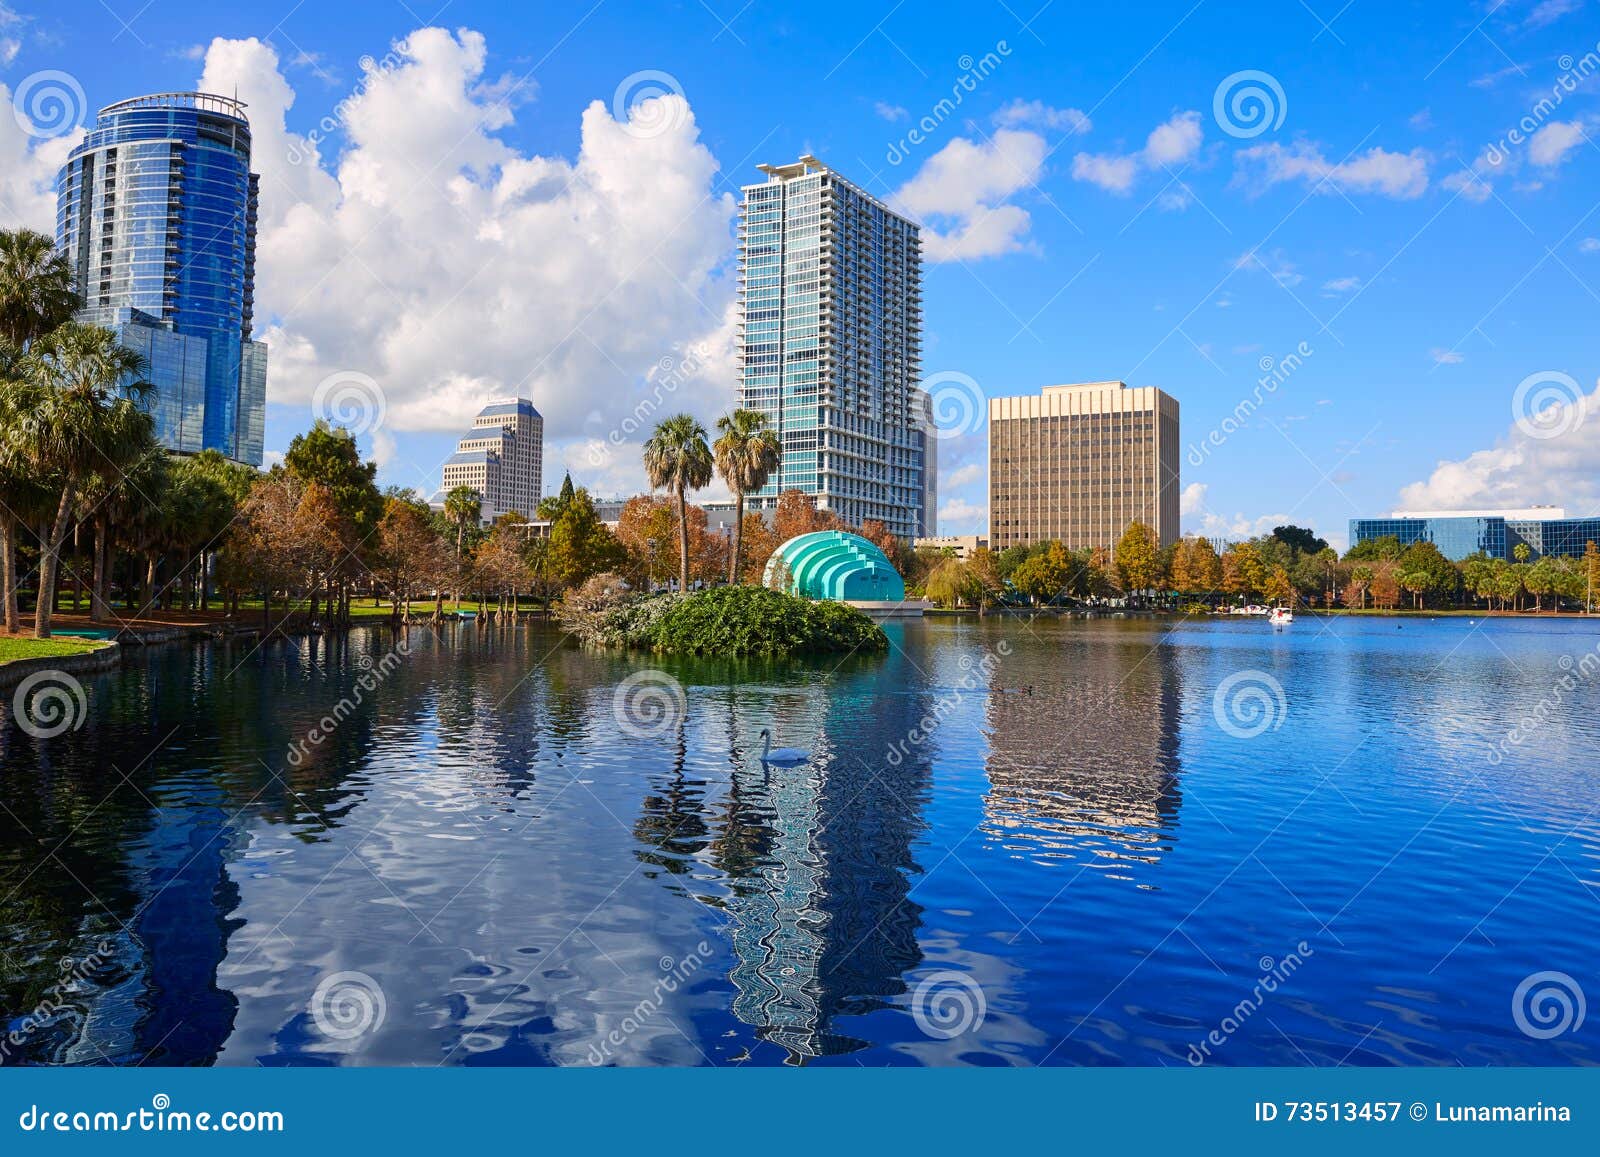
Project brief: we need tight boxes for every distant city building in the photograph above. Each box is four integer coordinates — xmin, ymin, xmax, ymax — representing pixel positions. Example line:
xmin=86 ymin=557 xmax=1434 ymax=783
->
xmin=915 ymin=534 xmax=988 ymax=559
xmin=1349 ymin=507 xmax=1600 ymax=561
xmin=56 ymin=93 xmax=267 ymax=467
xmin=436 ymin=397 xmax=543 ymax=523
xmin=737 ymin=155 xmax=930 ymax=540
xmin=988 ymin=381 xmax=1180 ymax=552
xmin=701 ymin=499 xmax=776 ymax=539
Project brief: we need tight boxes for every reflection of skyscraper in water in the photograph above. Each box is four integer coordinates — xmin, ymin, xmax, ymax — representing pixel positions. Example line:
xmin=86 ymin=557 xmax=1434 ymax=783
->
xmin=982 ymin=638 xmax=1182 ymax=876
xmin=717 ymin=662 xmax=933 ymax=1063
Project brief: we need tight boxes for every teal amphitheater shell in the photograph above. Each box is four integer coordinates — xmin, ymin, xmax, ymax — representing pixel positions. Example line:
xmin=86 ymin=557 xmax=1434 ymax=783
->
xmin=762 ymin=531 xmax=906 ymax=602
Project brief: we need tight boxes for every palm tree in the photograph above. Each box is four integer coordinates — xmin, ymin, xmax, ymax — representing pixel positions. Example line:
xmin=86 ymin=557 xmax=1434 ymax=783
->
xmin=0 ymin=230 xmax=80 ymax=635
xmin=643 ymin=414 xmax=713 ymax=593
xmin=0 ymin=229 xmax=80 ymax=351
xmin=713 ymin=408 xmax=781 ymax=584
xmin=9 ymin=323 xmax=153 ymax=637
xmin=443 ymin=485 xmax=481 ymax=605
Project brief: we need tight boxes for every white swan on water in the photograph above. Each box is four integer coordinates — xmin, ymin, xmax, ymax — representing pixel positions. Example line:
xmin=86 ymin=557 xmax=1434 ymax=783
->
xmin=758 ymin=728 xmax=811 ymax=766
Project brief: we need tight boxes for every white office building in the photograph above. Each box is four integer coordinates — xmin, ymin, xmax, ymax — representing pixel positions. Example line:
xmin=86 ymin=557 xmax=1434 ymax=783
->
xmin=436 ymin=397 xmax=543 ymax=523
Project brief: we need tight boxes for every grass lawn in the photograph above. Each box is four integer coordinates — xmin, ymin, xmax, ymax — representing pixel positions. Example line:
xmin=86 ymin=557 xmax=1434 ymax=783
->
xmin=0 ymin=635 xmax=111 ymax=665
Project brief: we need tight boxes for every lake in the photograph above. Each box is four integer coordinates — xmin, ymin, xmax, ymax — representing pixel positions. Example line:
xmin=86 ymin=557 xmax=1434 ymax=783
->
xmin=2 ymin=614 xmax=1597 ymax=1066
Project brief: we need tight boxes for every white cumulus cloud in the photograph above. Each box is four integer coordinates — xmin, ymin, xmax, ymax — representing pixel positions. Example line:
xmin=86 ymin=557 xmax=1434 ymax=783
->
xmin=994 ymin=99 xmax=1091 ymax=135
xmin=1234 ymin=141 xmax=1429 ymax=199
xmin=1396 ymin=384 xmax=1600 ymax=511
xmin=190 ymin=29 xmax=739 ymax=495
xmin=894 ymin=129 xmax=1046 ymax=261
xmin=1070 ymin=110 xmax=1202 ymax=197
xmin=1528 ymin=119 xmax=1588 ymax=167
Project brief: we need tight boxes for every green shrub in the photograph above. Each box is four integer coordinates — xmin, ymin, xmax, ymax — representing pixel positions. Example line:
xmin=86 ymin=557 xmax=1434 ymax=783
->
xmin=564 ymin=584 xmax=888 ymax=656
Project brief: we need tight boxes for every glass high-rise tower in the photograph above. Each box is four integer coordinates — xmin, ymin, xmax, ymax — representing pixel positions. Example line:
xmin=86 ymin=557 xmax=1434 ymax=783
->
xmin=55 ymin=92 xmax=267 ymax=467
xmin=738 ymin=155 xmax=930 ymax=540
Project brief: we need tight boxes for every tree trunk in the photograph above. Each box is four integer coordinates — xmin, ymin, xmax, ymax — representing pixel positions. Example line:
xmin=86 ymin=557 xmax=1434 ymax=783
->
xmin=676 ymin=482 xmax=690 ymax=594
xmin=35 ymin=484 xmax=76 ymax=638
xmin=90 ymin=517 xmax=110 ymax=623
xmin=729 ymin=492 xmax=744 ymax=585
xmin=0 ymin=514 xmax=18 ymax=634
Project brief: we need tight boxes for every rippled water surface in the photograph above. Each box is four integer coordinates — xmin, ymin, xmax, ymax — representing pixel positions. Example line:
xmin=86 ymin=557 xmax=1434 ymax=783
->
xmin=4 ymin=615 xmax=1599 ymax=1066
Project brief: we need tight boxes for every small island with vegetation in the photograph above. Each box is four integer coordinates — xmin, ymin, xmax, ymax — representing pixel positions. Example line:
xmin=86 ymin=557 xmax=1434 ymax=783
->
xmin=559 ymin=575 xmax=888 ymax=657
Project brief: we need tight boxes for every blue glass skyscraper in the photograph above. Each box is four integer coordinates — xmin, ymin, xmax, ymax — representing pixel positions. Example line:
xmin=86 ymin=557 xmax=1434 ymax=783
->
xmin=55 ymin=93 xmax=267 ymax=467
xmin=738 ymin=156 xmax=931 ymax=539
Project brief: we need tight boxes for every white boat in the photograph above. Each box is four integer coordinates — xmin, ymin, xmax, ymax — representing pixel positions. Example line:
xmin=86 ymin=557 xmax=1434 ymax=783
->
xmin=1231 ymin=604 xmax=1271 ymax=616
xmin=1269 ymin=606 xmax=1294 ymax=627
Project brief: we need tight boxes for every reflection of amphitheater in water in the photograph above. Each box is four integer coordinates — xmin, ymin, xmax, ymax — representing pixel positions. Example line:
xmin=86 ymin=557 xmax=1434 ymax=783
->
xmin=982 ymin=641 xmax=1182 ymax=877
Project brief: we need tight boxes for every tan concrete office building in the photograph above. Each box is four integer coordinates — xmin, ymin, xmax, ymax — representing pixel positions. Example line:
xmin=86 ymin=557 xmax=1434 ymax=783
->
xmin=988 ymin=381 xmax=1180 ymax=552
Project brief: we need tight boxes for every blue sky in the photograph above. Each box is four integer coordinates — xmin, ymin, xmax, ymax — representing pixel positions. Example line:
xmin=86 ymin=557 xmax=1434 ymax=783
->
xmin=3 ymin=0 xmax=1599 ymax=548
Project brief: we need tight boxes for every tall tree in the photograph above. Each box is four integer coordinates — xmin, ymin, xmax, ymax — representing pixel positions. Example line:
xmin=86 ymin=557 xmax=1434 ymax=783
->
xmin=443 ymin=484 xmax=481 ymax=602
xmin=713 ymin=408 xmax=781 ymax=584
xmin=1264 ymin=565 xmax=1295 ymax=607
xmin=772 ymin=488 xmax=843 ymax=541
xmin=0 ymin=229 xmax=80 ymax=350
xmin=284 ymin=421 xmax=381 ymax=623
xmin=1115 ymin=520 xmax=1162 ymax=600
xmin=0 ymin=231 xmax=82 ymax=634
xmin=1271 ymin=524 xmax=1328 ymax=556
xmin=642 ymin=414 xmax=713 ymax=593
xmin=546 ymin=486 xmax=626 ymax=590
xmin=7 ymin=323 xmax=154 ymax=637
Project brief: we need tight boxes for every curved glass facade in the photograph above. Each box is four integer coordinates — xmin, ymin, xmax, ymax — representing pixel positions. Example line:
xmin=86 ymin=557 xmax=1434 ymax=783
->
xmin=763 ymin=530 xmax=906 ymax=602
xmin=56 ymin=93 xmax=266 ymax=466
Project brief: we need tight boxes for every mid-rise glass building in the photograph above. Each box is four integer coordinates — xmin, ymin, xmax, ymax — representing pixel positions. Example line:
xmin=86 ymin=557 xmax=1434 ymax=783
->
xmin=55 ymin=92 xmax=267 ymax=467
xmin=738 ymin=155 xmax=930 ymax=540
xmin=1349 ymin=507 xmax=1600 ymax=560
